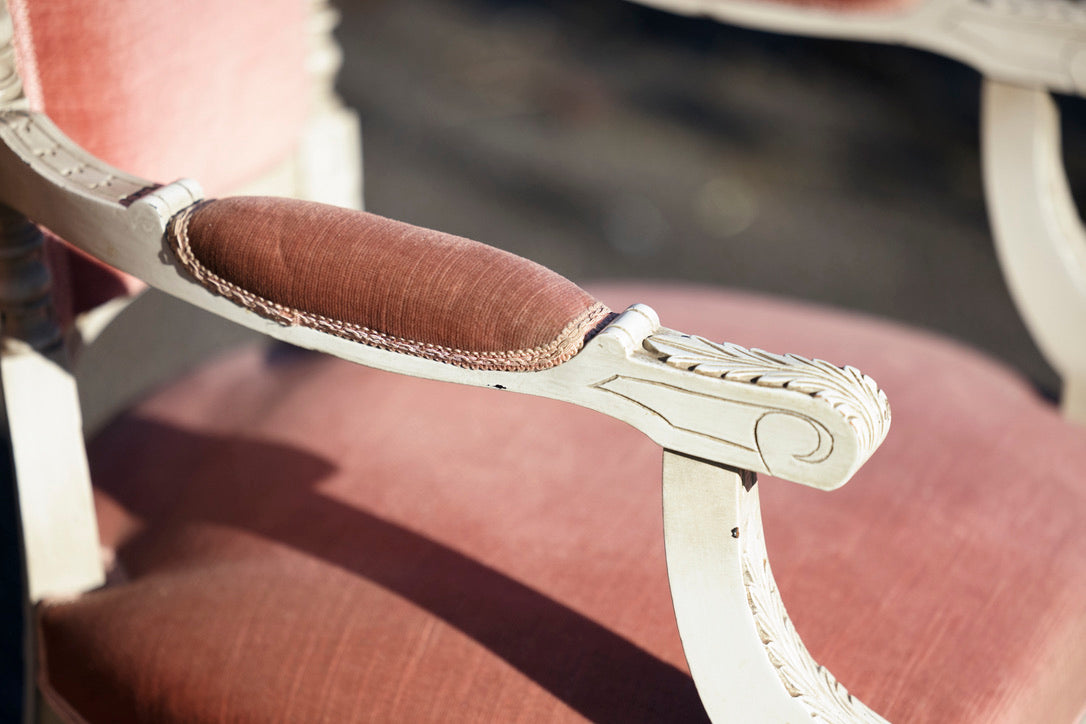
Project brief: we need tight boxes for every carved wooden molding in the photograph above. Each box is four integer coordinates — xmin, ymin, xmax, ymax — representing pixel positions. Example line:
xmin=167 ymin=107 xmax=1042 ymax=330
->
xmin=1 ymin=113 xmax=153 ymax=206
xmin=645 ymin=331 xmax=890 ymax=455
xmin=981 ymin=80 xmax=1086 ymax=421
xmin=582 ymin=310 xmax=890 ymax=489
xmin=738 ymin=490 xmax=887 ymax=724
xmin=941 ymin=0 xmax=1086 ymax=94
xmin=662 ymin=452 xmax=887 ymax=722
xmin=306 ymin=0 xmax=346 ymax=113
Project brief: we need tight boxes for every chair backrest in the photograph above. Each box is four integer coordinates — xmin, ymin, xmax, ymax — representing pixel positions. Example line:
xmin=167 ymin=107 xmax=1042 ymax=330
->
xmin=5 ymin=0 xmax=363 ymax=429
xmin=10 ymin=0 xmax=315 ymax=190
xmin=7 ymin=0 xmax=362 ymax=324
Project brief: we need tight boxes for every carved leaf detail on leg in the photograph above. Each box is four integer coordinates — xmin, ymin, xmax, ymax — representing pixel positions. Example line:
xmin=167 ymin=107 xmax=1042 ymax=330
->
xmin=739 ymin=493 xmax=887 ymax=724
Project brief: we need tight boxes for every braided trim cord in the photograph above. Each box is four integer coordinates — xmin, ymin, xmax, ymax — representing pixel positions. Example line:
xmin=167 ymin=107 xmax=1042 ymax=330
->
xmin=167 ymin=202 xmax=612 ymax=372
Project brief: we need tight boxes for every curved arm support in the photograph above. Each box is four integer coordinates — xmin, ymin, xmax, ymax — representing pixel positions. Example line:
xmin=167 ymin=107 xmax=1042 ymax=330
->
xmin=662 ymin=451 xmax=887 ymax=723
xmin=981 ymin=80 xmax=1086 ymax=422
xmin=0 ymin=207 xmax=102 ymax=603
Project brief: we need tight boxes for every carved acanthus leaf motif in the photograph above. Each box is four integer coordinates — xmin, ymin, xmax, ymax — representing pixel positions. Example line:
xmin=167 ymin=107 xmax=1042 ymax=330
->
xmin=644 ymin=331 xmax=890 ymax=454
xmin=739 ymin=496 xmax=887 ymax=724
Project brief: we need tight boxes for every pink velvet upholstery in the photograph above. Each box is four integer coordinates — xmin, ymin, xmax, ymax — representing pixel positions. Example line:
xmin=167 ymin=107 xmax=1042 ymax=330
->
xmin=9 ymin=0 xmax=311 ymax=321
xmin=170 ymin=197 xmax=612 ymax=370
xmin=9 ymin=0 xmax=308 ymax=194
xmin=37 ymin=284 xmax=1086 ymax=723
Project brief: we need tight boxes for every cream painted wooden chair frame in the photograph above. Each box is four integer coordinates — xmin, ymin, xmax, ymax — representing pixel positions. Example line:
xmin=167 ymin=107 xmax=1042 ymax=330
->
xmin=631 ymin=0 xmax=1086 ymax=424
xmin=0 ymin=3 xmax=899 ymax=724
xmin=5 ymin=0 xmax=1083 ymax=722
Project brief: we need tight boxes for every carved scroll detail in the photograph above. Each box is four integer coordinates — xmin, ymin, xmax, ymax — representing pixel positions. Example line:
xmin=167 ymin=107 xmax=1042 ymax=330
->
xmin=645 ymin=331 xmax=890 ymax=454
xmin=738 ymin=492 xmax=887 ymax=724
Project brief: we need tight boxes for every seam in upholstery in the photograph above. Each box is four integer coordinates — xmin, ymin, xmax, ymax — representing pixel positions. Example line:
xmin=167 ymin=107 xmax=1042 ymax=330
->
xmin=167 ymin=201 xmax=613 ymax=372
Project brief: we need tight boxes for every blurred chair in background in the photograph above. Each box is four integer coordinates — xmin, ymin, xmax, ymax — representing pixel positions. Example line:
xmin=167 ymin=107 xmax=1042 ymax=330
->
xmin=635 ymin=0 xmax=1086 ymax=420
xmin=0 ymin=1 xmax=1083 ymax=723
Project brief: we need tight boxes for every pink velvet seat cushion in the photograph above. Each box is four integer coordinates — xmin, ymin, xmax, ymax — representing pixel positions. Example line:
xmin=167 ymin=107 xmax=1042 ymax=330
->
xmin=38 ymin=284 xmax=1086 ymax=723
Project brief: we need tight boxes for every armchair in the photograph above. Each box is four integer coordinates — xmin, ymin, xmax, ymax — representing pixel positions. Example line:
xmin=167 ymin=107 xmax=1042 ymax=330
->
xmin=1 ymin=2 xmax=1083 ymax=724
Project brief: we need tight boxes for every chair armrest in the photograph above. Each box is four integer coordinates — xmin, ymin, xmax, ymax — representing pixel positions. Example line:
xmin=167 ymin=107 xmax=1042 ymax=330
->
xmin=0 ymin=108 xmax=893 ymax=721
xmin=0 ymin=110 xmax=889 ymax=489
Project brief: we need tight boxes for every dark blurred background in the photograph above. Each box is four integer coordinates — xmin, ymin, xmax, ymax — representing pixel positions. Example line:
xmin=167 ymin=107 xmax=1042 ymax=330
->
xmin=4 ymin=0 xmax=1085 ymax=719
xmin=336 ymin=0 xmax=1086 ymax=399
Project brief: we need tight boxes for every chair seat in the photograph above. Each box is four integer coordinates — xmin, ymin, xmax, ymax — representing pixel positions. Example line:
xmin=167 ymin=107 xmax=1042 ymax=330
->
xmin=38 ymin=284 xmax=1086 ymax=723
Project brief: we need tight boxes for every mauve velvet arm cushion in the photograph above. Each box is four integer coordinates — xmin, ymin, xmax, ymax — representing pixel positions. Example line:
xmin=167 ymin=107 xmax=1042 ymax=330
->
xmin=167 ymin=197 xmax=613 ymax=372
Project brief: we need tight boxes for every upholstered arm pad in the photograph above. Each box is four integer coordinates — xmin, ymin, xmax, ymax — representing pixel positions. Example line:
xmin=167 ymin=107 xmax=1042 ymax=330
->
xmin=0 ymin=109 xmax=888 ymax=488
xmin=167 ymin=197 xmax=613 ymax=371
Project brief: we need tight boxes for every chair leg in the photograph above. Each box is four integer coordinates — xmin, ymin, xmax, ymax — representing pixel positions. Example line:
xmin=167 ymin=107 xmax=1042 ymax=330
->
xmin=981 ymin=79 xmax=1086 ymax=424
xmin=0 ymin=205 xmax=102 ymax=601
xmin=0 ymin=205 xmax=102 ymax=724
xmin=661 ymin=450 xmax=886 ymax=723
